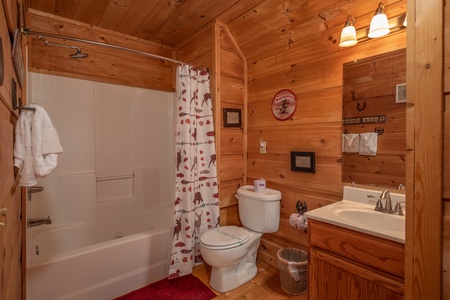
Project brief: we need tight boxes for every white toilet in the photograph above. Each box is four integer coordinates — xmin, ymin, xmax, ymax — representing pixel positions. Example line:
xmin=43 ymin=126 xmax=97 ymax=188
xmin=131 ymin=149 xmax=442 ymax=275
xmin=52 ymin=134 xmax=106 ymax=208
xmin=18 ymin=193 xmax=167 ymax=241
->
xmin=200 ymin=185 xmax=281 ymax=293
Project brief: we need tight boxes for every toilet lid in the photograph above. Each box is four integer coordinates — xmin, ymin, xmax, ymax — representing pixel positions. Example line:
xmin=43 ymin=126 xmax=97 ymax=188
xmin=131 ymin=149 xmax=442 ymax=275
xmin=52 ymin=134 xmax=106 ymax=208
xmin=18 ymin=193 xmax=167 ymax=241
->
xmin=201 ymin=226 xmax=250 ymax=248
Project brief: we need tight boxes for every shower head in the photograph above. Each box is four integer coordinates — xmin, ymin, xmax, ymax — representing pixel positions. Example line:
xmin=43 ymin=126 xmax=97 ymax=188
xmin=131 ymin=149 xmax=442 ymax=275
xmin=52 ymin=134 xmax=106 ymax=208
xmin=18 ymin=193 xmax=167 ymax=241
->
xmin=39 ymin=36 xmax=89 ymax=59
xmin=70 ymin=48 xmax=89 ymax=59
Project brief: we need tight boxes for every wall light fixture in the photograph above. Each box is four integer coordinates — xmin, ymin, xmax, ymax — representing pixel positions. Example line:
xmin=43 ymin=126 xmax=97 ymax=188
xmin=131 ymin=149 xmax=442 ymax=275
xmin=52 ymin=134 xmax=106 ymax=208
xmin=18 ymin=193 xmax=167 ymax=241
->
xmin=368 ymin=2 xmax=390 ymax=38
xmin=339 ymin=16 xmax=358 ymax=47
xmin=338 ymin=3 xmax=406 ymax=48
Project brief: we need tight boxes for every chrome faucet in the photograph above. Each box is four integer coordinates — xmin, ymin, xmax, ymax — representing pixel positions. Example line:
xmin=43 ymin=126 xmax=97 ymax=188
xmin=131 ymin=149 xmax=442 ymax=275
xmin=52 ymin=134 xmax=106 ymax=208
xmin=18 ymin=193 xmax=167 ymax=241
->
xmin=380 ymin=190 xmax=393 ymax=212
xmin=370 ymin=190 xmax=404 ymax=215
xmin=27 ymin=216 xmax=52 ymax=227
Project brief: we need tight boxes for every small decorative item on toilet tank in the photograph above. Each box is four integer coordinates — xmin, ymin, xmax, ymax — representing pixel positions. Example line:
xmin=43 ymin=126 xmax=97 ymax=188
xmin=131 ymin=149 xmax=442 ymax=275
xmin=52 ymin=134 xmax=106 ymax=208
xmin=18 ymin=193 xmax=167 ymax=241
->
xmin=253 ymin=178 xmax=266 ymax=192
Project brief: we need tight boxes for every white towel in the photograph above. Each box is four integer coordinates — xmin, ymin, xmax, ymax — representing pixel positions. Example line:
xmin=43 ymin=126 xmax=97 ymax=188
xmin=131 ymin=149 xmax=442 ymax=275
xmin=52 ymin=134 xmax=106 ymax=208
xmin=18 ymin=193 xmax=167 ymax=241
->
xmin=359 ymin=132 xmax=378 ymax=156
xmin=342 ymin=133 xmax=360 ymax=153
xmin=13 ymin=104 xmax=63 ymax=186
xmin=13 ymin=110 xmax=36 ymax=186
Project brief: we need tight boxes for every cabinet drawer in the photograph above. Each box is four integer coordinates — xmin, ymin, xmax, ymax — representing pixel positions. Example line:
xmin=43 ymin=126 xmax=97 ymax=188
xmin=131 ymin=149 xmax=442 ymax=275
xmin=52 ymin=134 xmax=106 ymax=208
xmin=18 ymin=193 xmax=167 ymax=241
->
xmin=309 ymin=220 xmax=405 ymax=278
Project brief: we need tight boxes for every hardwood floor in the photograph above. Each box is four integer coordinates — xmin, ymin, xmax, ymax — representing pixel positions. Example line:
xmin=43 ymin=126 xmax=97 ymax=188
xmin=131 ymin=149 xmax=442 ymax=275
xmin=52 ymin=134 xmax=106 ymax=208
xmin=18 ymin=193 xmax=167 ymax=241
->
xmin=193 ymin=260 xmax=308 ymax=299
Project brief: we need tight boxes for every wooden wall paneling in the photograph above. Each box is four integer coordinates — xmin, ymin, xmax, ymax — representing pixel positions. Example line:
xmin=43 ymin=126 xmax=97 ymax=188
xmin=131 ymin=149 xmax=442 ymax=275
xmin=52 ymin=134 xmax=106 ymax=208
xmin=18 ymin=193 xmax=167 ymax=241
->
xmin=219 ymin=204 xmax=240 ymax=226
xmin=215 ymin=22 xmax=247 ymax=224
xmin=26 ymin=10 xmax=175 ymax=91
xmin=218 ymin=179 xmax=240 ymax=207
xmin=28 ymin=39 xmax=174 ymax=90
xmin=444 ymin=3 xmax=450 ymax=200
xmin=445 ymin=1 xmax=450 ymax=93
xmin=405 ymin=0 xmax=443 ymax=298
xmin=444 ymin=200 xmax=450 ymax=299
xmin=2 ymin=0 xmax=20 ymax=33
xmin=220 ymin=76 xmax=244 ymax=104
xmin=0 ymin=1 xmax=23 ymax=298
xmin=244 ymin=0 xmax=406 ymax=268
xmin=248 ymin=87 xmax=343 ymax=128
xmin=219 ymin=154 xmax=245 ymax=183
xmin=175 ymin=24 xmax=214 ymax=66
xmin=220 ymin=130 xmax=244 ymax=155
xmin=445 ymin=95 xmax=450 ymax=199
xmin=247 ymin=121 xmax=343 ymax=194
xmin=229 ymin=1 xmax=406 ymax=62
xmin=443 ymin=1 xmax=450 ymax=298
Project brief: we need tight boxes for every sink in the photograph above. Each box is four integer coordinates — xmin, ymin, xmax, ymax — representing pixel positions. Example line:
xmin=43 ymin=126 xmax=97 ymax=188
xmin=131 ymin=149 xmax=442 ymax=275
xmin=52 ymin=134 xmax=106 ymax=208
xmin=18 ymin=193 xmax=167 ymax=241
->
xmin=333 ymin=207 xmax=405 ymax=233
xmin=304 ymin=186 xmax=406 ymax=243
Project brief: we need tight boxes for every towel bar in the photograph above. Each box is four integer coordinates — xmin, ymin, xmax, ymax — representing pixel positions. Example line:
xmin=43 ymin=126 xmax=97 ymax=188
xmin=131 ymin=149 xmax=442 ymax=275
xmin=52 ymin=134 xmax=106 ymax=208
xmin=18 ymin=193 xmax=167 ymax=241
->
xmin=96 ymin=174 xmax=134 ymax=182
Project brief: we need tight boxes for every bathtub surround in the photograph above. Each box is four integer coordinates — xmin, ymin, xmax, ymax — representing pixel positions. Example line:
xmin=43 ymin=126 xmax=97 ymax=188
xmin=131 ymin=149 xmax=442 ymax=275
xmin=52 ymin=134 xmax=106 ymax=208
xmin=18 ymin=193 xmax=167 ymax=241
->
xmin=26 ymin=73 xmax=175 ymax=299
xmin=170 ymin=65 xmax=220 ymax=278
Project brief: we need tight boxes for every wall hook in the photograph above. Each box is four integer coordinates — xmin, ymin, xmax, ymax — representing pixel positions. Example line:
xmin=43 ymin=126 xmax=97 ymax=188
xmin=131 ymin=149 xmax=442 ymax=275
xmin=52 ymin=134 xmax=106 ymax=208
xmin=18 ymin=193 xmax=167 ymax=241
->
xmin=374 ymin=127 xmax=384 ymax=135
xmin=357 ymin=102 xmax=366 ymax=112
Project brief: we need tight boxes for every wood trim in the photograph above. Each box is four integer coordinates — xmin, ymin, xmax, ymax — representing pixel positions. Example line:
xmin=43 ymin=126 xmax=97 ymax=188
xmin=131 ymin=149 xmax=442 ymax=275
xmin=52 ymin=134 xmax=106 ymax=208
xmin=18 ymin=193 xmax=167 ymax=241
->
xmin=405 ymin=0 xmax=444 ymax=298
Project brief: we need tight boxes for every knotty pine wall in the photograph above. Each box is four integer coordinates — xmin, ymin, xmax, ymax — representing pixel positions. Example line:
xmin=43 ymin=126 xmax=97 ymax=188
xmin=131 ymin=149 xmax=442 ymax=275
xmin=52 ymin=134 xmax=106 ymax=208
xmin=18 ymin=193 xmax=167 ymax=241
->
xmin=1 ymin=1 xmax=25 ymax=299
xmin=443 ymin=2 xmax=450 ymax=297
xmin=26 ymin=9 xmax=175 ymax=92
xmin=244 ymin=25 xmax=407 ymax=267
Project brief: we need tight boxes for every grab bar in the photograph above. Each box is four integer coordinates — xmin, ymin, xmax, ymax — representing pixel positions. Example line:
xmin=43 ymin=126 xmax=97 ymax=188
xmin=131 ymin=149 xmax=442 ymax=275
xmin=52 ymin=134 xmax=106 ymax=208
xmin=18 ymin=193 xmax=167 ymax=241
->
xmin=96 ymin=174 xmax=134 ymax=182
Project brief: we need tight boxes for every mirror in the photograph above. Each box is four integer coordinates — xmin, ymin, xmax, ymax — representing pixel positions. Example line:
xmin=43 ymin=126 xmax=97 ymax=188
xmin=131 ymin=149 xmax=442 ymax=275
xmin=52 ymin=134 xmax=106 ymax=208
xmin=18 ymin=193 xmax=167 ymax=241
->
xmin=342 ymin=49 xmax=406 ymax=188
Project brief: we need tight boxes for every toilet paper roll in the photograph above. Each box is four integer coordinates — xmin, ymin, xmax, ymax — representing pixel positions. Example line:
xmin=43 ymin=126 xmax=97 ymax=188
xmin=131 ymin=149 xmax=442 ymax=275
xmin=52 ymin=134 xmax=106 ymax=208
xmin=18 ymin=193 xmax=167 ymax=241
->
xmin=289 ymin=213 xmax=308 ymax=232
xmin=253 ymin=178 xmax=266 ymax=192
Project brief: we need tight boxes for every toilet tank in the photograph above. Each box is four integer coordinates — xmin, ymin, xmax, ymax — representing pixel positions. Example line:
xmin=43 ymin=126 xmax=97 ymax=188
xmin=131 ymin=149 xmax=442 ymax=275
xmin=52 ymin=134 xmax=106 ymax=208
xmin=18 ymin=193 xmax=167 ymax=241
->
xmin=236 ymin=185 xmax=281 ymax=233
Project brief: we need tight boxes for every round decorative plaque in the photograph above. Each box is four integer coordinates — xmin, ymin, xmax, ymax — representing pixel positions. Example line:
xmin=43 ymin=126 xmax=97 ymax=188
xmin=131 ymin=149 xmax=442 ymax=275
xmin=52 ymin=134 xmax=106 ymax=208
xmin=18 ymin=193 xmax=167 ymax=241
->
xmin=271 ymin=89 xmax=297 ymax=121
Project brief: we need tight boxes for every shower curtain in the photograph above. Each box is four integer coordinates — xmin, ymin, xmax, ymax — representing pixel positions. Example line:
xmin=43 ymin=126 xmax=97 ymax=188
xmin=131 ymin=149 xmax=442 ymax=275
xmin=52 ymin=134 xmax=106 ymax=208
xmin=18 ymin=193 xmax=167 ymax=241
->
xmin=169 ymin=64 xmax=220 ymax=278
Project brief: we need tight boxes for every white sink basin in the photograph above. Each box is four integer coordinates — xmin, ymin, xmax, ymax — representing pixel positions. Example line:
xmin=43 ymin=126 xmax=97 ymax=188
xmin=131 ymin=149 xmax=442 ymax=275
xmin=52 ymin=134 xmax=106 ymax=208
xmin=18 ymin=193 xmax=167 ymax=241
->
xmin=305 ymin=186 xmax=405 ymax=243
xmin=333 ymin=207 xmax=405 ymax=233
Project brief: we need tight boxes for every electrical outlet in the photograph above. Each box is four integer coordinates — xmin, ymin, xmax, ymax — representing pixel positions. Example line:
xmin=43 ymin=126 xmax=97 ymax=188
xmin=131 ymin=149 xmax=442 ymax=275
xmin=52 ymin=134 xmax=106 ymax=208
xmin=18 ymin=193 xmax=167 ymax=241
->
xmin=260 ymin=141 xmax=267 ymax=154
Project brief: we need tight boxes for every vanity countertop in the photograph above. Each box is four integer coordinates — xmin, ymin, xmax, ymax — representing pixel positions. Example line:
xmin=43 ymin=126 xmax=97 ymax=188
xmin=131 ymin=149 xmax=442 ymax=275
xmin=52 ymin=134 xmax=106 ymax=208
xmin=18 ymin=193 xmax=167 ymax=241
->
xmin=305 ymin=186 xmax=405 ymax=244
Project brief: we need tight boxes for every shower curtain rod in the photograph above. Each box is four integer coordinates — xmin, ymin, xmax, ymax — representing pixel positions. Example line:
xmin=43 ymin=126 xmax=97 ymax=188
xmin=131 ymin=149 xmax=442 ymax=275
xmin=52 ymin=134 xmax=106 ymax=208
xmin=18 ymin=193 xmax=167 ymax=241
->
xmin=22 ymin=28 xmax=185 ymax=65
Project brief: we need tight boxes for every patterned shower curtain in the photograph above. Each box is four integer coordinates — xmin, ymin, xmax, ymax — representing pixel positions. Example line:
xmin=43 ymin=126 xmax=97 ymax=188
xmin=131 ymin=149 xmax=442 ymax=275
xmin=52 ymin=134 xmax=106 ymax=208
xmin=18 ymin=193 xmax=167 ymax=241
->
xmin=169 ymin=64 xmax=220 ymax=279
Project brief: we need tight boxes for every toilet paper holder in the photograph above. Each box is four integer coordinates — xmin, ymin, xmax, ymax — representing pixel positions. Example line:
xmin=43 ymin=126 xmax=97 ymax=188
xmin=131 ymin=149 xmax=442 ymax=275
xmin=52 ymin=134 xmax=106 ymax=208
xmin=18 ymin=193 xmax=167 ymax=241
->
xmin=296 ymin=201 xmax=307 ymax=215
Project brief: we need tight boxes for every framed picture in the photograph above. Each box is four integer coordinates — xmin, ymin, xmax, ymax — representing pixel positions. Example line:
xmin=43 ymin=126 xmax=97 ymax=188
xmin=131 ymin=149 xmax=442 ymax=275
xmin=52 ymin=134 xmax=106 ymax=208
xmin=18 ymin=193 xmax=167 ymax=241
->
xmin=291 ymin=151 xmax=315 ymax=173
xmin=223 ymin=108 xmax=242 ymax=127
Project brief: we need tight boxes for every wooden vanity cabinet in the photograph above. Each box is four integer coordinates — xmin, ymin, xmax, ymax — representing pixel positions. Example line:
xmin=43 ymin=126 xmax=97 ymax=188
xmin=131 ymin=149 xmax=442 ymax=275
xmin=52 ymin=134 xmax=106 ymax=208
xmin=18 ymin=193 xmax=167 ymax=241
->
xmin=308 ymin=219 xmax=405 ymax=300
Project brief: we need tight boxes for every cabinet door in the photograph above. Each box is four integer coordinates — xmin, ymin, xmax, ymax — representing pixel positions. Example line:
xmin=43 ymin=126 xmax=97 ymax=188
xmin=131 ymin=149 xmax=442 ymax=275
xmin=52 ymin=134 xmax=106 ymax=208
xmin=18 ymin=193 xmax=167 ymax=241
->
xmin=0 ymin=103 xmax=23 ymax=300
xmin=309 ymin=248 xmax=404 ymax=300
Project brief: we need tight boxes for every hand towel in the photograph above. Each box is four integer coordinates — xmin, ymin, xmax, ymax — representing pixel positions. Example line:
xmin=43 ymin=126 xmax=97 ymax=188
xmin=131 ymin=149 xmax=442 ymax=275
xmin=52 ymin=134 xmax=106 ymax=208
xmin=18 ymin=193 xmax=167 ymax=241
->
xmin=359 ymin=132 xmax=378 ymax=156
xmin=30 ymin=104 xmax=63 ymax=177
xmin=14 ymin=109 xmax=37 ymax=186
xmin=342 ymin=133 xmax=360 ymax=153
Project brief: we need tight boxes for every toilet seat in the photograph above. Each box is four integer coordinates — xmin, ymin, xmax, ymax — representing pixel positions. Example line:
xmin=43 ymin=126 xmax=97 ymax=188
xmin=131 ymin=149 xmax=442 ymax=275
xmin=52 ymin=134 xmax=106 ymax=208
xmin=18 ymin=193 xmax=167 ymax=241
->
xmin=201 ymin=226 xmax=250 ymax=250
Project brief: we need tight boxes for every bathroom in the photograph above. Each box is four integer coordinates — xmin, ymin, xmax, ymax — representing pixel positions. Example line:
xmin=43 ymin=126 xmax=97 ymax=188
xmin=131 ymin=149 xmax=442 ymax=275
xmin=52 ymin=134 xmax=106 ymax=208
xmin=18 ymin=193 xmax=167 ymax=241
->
xmin=0 ymin=0 xmax=448 ymax=299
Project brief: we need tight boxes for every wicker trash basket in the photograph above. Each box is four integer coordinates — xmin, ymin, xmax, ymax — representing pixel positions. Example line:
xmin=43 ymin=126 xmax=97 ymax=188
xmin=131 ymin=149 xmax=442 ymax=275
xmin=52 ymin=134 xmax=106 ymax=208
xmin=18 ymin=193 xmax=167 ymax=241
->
xmin=277 ymin=248 xmax=308 ymax=295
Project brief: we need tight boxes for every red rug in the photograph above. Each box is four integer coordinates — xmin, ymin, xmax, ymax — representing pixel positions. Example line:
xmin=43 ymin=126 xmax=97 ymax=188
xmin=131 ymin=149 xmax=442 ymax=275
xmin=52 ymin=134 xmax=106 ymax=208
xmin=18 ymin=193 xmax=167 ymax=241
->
xmin=114 ymin=274 xmax=216 ymax=300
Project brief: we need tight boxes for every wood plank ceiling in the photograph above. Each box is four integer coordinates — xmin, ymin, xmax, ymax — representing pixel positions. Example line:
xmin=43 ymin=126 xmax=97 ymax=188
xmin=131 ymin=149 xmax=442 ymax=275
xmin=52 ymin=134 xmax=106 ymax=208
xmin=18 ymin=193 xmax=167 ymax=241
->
xmin=25 ymin=0 xmax=407 ymax=61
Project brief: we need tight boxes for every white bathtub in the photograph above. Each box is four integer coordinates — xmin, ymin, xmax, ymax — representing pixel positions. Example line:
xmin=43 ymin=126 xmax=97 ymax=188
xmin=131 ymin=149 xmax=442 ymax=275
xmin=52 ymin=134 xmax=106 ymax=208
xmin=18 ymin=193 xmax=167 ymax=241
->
xmin=27 ymin=225 xmax=171 ymax=300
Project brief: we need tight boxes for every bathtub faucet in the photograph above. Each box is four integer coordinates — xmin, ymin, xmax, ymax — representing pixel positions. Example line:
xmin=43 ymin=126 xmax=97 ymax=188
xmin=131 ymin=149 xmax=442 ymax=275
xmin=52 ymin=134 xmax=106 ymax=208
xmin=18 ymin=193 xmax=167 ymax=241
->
xmin=27 ymin=216 xmax=52 ymax=227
